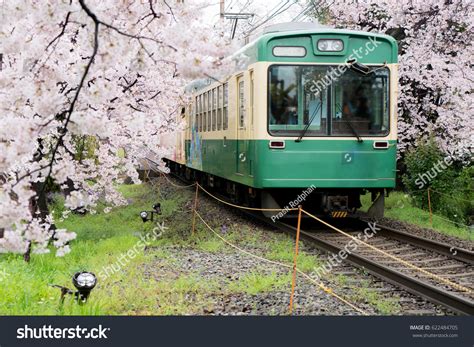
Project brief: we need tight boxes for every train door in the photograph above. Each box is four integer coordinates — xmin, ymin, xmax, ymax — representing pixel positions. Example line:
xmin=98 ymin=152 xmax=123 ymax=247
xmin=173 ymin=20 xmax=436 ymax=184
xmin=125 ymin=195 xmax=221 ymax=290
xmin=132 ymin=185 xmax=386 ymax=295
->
xmin=236 ymin=75 xmax=247 ymax=176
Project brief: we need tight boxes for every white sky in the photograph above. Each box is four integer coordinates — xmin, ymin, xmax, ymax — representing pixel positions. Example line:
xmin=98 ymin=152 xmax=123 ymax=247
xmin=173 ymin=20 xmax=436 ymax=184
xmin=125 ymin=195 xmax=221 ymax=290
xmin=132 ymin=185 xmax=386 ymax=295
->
xmin=200 ymin=0 xmax=309 ymax=43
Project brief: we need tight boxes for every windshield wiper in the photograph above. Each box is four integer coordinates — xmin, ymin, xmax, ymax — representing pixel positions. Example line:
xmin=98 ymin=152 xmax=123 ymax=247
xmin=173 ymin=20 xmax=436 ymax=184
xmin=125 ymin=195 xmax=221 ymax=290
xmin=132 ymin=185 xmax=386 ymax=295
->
xmin=347 ymin=59 xmax=388 ymax=76
xmin=335 ymin=104 xmax=363 ymax=143
xmin=347 ymin=59 xmax=370 ymax=75
xmin=295 ymin=102 xmax=322 ymax=142
xmin=344 ymin=118 xmax=363 ymax=143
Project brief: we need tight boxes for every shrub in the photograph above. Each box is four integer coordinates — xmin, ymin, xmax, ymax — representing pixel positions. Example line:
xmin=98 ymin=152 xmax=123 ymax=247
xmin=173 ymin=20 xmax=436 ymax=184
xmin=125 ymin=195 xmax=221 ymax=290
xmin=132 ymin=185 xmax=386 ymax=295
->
xmin=402 ymin=137 xmax=472 ymax=224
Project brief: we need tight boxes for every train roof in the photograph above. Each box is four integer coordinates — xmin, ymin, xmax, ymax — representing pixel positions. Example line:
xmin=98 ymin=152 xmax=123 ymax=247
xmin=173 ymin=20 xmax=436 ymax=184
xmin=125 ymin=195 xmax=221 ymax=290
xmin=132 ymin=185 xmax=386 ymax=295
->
xmin=237 ymin=23 xmax=398 ymax=65
xmin=186 ymin=23 xmax=398 ymax=93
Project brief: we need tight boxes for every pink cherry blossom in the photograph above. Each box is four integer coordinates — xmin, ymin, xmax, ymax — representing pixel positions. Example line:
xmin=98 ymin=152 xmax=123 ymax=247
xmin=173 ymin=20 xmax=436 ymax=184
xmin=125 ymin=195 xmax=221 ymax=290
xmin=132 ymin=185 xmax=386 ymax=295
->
xmin=321 ymin=0 xmax=473 ymax=162
xmin=0 ymin=0 xmax=233 ymax=258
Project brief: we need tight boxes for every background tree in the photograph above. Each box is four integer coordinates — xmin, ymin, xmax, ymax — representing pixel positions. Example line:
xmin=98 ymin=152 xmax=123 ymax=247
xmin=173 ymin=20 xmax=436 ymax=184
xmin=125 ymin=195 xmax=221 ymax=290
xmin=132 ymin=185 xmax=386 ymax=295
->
xmin=0 ymin=0 xmax=233 ymax=259
xmin=315 ymin=0 xmax=473 ymax=162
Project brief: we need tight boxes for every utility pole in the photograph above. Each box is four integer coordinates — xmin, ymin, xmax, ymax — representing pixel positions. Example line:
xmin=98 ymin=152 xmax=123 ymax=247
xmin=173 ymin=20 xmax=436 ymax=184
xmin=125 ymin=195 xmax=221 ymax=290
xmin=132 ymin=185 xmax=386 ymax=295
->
xmin=220 ymin=0 xmax=224 ymax=19
xmin=218 ymin=0 xmax=254 ymax=40
xmin=223 ymin=13 xmax=255 ymax=39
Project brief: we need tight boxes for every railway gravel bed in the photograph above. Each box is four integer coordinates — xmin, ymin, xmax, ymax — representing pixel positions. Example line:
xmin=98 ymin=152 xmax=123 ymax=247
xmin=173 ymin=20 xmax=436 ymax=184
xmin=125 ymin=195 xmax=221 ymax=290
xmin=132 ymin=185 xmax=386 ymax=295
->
xmin=144 ymin=241 xmax=449 ymax=315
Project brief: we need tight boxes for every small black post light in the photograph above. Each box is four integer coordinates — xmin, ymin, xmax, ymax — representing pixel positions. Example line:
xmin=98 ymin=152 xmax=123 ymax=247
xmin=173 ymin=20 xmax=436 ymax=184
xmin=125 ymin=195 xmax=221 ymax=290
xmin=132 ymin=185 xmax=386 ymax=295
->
xmin=51 ymin=271 xmax=97 ymax=304
xmin=140 ymin=211 xmax=149 ymax=223
xmin=139 ymin=203 xmax=162 ymax=223
xmin=72 ymin=271 xmax=97 ymax=303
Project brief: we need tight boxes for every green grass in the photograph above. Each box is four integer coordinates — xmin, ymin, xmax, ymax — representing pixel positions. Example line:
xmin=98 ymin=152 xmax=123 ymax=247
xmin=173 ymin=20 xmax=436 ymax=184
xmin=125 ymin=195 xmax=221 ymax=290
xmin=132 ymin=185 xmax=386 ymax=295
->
xmin=0 ymin=183 xmax=184 ymax=315
xmin=265 ymin=238 xmax=321 ymax=272
xmin=227 ymin=272 xmax=291 ymax=295
xmin=361 ymin=191 xmax=472 ymax=241
xmin=0 ymin=182 xmax=301 ymax=315
xmin=345 ymin=279 xmax=400 ymax=315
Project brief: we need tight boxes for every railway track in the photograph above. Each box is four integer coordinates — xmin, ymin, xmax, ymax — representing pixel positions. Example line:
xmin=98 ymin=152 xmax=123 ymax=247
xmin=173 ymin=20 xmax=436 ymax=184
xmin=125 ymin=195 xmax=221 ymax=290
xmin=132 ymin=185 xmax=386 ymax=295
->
xmin=269 ymin=218 xmax=474 ymax=315
xmin=144 ymin=167 xmax=474 ymax=315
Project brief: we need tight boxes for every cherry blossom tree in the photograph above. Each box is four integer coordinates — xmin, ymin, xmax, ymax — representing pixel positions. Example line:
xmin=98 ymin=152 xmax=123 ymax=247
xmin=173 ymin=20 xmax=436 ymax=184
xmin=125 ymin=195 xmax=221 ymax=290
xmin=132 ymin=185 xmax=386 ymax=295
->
xmin=0 ymin=0 xmax=232 ymax=260
xmin=316 ymin=0 xmax=473 ymax=162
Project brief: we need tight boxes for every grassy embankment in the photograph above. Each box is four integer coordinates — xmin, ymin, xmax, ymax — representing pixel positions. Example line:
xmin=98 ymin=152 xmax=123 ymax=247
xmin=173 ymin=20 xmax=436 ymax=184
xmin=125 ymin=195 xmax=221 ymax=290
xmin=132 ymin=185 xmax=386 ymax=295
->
xmin=0 ymin=183 xmax=399 ymax=315
xmin=361 ymin=191 xmax=472 ymax=241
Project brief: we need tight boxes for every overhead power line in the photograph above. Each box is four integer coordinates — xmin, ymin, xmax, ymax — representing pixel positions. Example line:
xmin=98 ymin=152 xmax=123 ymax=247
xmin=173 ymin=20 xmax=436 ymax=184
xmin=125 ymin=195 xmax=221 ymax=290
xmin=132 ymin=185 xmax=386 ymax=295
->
xmin=243 ymin=0 xmax=298 ymax=38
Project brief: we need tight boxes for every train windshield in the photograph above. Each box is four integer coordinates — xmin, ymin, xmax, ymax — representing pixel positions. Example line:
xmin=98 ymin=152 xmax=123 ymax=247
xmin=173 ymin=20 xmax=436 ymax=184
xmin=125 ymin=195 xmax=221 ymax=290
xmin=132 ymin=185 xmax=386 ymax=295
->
xmin=268 ymin=65 xmax=390 ymax=137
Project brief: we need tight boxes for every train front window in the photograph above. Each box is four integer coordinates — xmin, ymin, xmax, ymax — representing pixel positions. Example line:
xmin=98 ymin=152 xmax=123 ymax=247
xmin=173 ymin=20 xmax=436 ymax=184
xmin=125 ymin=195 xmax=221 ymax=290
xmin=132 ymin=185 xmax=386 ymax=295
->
xmin=268 ymin=65 xmax=390 ymax=137
xmin=332 ymin=68 xmax=389 ymax=136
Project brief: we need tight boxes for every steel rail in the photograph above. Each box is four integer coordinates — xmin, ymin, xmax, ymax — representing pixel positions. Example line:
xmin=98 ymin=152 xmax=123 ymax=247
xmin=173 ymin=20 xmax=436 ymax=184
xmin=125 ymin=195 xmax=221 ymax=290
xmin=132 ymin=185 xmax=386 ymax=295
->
xmin=374 ymin=224 xmax=474 ymax=265
xmin=245 ymin=211 xmax=474 ymax=315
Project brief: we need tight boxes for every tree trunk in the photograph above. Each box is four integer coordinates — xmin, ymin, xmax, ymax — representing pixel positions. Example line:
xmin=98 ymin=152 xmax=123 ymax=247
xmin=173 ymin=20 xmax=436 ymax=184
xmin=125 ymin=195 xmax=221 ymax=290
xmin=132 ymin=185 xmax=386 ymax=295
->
xmin=23 ymin=241 xmax=31 ymax=263
xmin=24 ymin=181 xmax=56 ymax=262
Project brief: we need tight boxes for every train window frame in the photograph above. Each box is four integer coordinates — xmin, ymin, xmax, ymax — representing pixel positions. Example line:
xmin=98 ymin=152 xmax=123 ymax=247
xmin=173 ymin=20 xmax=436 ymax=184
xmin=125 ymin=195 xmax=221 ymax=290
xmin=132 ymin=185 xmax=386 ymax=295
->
xmin=223 ymin=83 xmax=229 ymax=130
xmin=267 ymin=64 xmax=391 ymax=138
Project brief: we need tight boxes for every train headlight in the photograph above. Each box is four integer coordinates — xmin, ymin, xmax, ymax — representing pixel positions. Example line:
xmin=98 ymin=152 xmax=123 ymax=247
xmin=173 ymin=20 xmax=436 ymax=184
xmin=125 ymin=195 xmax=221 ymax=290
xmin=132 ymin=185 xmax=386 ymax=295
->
xmin=317 ymin=39 xmax=344 ymax=52
xmin=140 ymin=211 xmax=149 ymax=222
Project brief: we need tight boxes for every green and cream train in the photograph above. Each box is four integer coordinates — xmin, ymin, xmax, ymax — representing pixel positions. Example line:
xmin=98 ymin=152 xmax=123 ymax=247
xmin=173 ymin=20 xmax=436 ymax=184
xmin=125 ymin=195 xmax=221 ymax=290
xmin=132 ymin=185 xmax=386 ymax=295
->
xmin=164 ymin=23 xmax=398 ymax=218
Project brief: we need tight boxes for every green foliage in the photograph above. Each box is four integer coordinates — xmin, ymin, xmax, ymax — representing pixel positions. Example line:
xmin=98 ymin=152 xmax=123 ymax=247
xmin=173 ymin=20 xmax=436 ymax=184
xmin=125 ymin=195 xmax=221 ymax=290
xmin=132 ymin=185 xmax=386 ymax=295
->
xmin=402 ymin=137 xmax=473 ymax=224
xmin=402 ymin=137 xmax=454 ymax=207
xmin=360 ymin=192 xmax=472 ymax=240
xmin=73 ymin=135 xmax=98 ymax=162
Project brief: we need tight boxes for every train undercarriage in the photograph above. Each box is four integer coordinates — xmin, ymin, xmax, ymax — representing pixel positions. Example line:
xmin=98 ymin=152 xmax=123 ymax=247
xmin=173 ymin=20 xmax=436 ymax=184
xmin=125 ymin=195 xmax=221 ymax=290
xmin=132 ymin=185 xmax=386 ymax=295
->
xmin=165 ymin=160 xmax=387 ymax=220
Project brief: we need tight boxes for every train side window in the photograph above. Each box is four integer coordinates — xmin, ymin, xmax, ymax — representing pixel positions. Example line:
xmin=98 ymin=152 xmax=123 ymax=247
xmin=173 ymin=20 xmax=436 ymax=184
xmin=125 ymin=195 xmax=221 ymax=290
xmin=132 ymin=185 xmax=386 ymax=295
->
xmin=217 ymin=86 xmax=222 ymax=130
xmin=200 ymin=94 xmax=203 ymax=132
xmin=223 ymin=83 xmax=228 ymax=130
xmin=239 ymin=80 xmax=245 ymax=128
xmin=207 ymin=91 xmax=212 ymax=131
xmin=203 ymin=93 xmax=207 ymax=132
xmin=250 ymin=72 xmax=254 ymax=127
xmin=212 ymin=88 xmax=217 ymax=131
xmin=195 ymin=96 xmax=198 ymax=130
xmin=198 ymin=95 xmax=202 ymax=132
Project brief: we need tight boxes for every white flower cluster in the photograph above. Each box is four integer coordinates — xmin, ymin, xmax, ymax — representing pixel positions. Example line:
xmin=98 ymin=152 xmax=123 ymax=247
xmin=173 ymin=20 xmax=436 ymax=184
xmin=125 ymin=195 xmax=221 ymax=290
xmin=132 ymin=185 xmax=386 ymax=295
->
xmin=0 ymin=0 xmax=233 ymax=257
xmin=325 ymin=0 xmax=474 ymax=162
